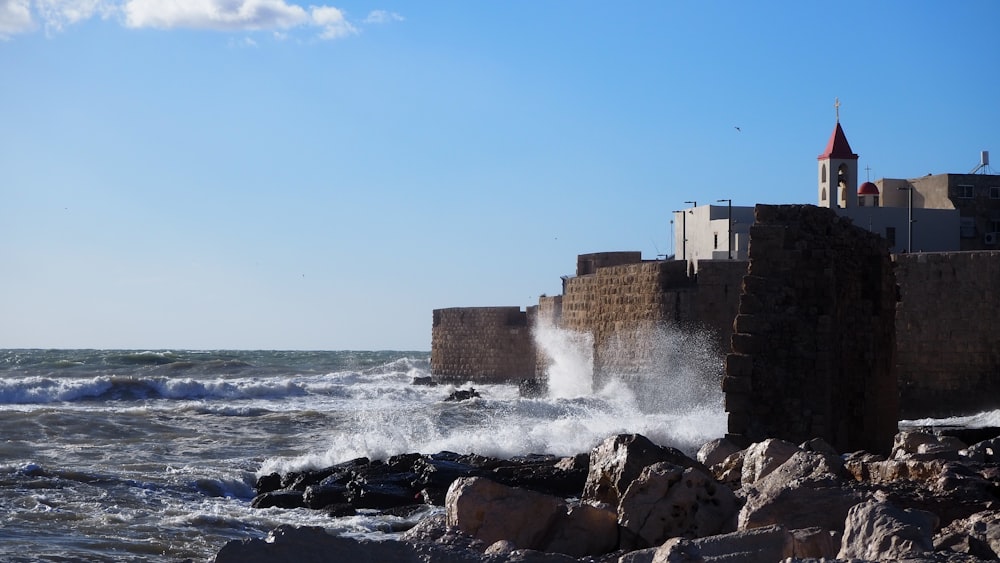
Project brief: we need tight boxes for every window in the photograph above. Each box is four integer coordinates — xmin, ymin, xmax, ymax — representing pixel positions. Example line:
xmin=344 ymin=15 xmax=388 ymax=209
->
xmin=821 ymin=187 xmax=827 ymax=202
xmin=858 ymin=196 xmax=866 ymax=207
xmin=874 ymin=195 xmax=880 ymax=207
xmin=713 ymin=232 xmax=719 ymax=249
xmin=990 ymin=187 xmax=1000 ymax=199
xmin=821 ymin=164 xmax=827 ymax=183
xmin=957 ymin=185 xmax=975 ymax=199
xmin=886 ymin=227 xmax=896 ymax=247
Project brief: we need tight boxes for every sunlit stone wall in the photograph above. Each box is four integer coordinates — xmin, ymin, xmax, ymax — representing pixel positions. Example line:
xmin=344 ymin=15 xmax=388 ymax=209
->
xmin=430 ymin=307 xmax=535 ymax=382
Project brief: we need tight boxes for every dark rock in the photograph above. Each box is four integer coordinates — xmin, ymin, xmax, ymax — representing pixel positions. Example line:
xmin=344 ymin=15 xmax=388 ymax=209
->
xmin=325 ymin=503 xmax=357 ymax=517
xmin=302 ymin=482 xmax=348 ymax=509
xmin=254 ymin=472 xmax=282 ymax=494
xmin=250 ymin=490 xmax=305 ymax=509
xmin=412 ymin=376 xmax=437 ymax=386
xmin=346 ymin=479 xmax=421 ymax=509
xmin=444 ymin=388 xmax=480 ymax=402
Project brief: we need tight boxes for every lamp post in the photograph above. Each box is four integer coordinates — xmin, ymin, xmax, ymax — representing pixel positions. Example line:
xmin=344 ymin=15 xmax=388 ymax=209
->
xmin=717 ymin=199 xmax=732 ymax=259
xmin=897 ymin=187 xmax=914 ymax=252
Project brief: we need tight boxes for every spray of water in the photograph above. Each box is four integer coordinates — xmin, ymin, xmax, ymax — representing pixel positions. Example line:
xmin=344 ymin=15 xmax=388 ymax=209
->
xmin=532 ymin=320 xmax=594 ymax=398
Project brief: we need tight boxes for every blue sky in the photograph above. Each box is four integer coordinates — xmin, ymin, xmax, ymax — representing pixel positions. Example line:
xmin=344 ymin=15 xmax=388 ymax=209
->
xmin=2 ymin=1 xmax=998 ymax=351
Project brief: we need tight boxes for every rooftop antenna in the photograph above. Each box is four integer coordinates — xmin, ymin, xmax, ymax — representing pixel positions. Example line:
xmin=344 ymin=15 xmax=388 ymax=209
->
xmin=970 ymin=151 xmax=994 ymax=174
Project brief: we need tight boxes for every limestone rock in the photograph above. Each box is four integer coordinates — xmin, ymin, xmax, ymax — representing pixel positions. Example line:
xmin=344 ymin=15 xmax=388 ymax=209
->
xmin=738 ymin=452 xmax=863 ymax=531
xmin=935 ymin=510 xmax=1000 ymax=559
xmin=583 ymin=433 xmax=705 ymax=506
xmin=693 ymin=524 xmax=793 ymax=561
xmin=444 ymin=476 xmax=617 ymax=557
xmin=740 ymin=438 xmax=799 ymax=486
xmin=446 ymin=476 xmax=564 ymax=550
xmin=789 ymin=527 xmax=839 ymax=559
xmin=837 ymin=500 xmax=938 ymax=560
xmin=617 ymin=462 xmax=738 ymax=550
xmin=696 ymin=438 xmax=742 ymax=469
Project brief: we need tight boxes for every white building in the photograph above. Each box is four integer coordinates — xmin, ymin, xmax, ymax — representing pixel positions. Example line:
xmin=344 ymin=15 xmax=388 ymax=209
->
xmin=673 ymin=111 xmax=963 ymax=267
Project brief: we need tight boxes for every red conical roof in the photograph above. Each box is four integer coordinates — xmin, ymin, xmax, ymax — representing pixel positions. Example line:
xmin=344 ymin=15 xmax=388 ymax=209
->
xmin=858 ymin=181 xmax=879 ymax=195
xmin=817 ymin=122 xmax=859 ymax=160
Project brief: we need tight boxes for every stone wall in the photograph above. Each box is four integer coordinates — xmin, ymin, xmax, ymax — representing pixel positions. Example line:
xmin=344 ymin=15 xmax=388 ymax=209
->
xmin=430 ymin=307 xmax=535 ymax=382
xmin=559 ymin=259 xmax=746 ymax=379
xmin=894 ymin=251 xmax=1000 ymax=418
xmin=725 ymin=204 xmax=899 ymax=455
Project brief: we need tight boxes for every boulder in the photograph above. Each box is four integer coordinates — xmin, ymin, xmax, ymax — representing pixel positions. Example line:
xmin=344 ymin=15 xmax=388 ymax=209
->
xmin=583 ymin=433 xmax=706 ymax=506
xmin=543 ymin=502 xmax=619 ymax=557
xmin=696 ymin=438 xmax=742 ymax=469
xmin=249 ymin=490 xmax=304 ymax=509
xmin=740 ymin=438 xmax=799 ymax=486
xmin=892 ymin=430 xmax=966 ymax=461
xmin=789 ymin=527 xmax=839 ymax=558
xmin=692 ymin=524 xmax=793 ymax=561
xmin=618 ymin=462 xmax=738 ymax=550
xmin=738 ymin=451 xmax=863 ymax=531
xmin=445 ymin=476 xmax=617 ymax=557
xmin=934 ymin=510 xmax=1000 ymax=558
xmin=837 ymin=500 xmax=938 ymax=560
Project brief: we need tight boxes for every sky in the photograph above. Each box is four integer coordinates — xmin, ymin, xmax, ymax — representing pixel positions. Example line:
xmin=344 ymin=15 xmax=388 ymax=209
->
xmin=2 ymin=1 xmax=998 ymax=351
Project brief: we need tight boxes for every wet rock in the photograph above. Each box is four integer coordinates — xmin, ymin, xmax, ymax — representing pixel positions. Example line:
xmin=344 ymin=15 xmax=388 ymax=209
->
xmin=302 ymin=482 xmax=348 ymax=509
xmin=250 ymin=490 xmax=305 ymax=509
xmin=411 ymin=376 xmax=437 ymax=386
xmin=444 ymin=388 xmax=480 ymax=401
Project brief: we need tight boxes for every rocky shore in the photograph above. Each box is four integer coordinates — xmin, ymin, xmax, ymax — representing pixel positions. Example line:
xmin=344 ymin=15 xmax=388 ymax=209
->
xmin=214 ymin=429 xmax=1000 ymax=562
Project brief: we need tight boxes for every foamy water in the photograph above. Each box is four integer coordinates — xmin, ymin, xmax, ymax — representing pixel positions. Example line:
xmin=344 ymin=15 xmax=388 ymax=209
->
xmin=0 ymin=331 xmax=730 ymax=561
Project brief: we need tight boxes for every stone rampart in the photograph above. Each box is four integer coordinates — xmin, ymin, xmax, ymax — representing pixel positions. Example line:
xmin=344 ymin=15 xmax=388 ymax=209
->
xmin=559 ymin=259 xmax=746 ymax=379
xmin=894 ymin=251 xmax=1000 ymax=418
xmin=725 ymin=204 xmax=898 ymax=455
xmin=431 ymin=307 xmax=535 ymax=382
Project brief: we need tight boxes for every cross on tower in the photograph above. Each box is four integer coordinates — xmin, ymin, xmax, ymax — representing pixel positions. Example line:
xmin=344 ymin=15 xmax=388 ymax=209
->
xmin=835 ymin=97 xmax=841 ymax=123
xmin=865 ymin=165 xmax=872 ymax=181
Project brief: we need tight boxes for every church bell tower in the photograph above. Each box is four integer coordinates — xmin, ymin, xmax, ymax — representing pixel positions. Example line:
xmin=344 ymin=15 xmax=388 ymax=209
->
xmin=818 ymin=98 xmax=859 ymax=209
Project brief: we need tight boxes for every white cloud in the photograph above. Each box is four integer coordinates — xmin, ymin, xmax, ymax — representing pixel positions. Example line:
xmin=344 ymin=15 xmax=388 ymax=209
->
xmin=35 ymin=0 xmax=115 ymax=32
xmin=123 ymin=0 xmax=309 ymax=31
xmin=0 ymin=0 xmax=35 ymax=38
xmin=363 ymin=9 xmax=402 ymax=25
xmin=310 ymin=5 xmax=355 ymax=40
xmin=0 ymin=0 xmax=374 ymax=40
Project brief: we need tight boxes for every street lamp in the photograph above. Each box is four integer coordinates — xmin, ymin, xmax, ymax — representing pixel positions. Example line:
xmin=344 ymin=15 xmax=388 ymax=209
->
xmin=717 ymin=199 xmax=732 ymax=259
xmin=897 ymin=187 xmax=914 ymax=252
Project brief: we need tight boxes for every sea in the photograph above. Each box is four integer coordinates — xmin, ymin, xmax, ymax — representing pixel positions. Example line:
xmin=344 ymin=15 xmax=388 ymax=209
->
xmin=12 ymin=323 xmax=971 ymax=562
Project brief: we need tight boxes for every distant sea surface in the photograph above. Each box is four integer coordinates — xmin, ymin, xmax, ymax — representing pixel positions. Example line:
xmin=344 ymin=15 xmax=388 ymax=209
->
xmin=0 ymin=343 xmax=728 ymax=562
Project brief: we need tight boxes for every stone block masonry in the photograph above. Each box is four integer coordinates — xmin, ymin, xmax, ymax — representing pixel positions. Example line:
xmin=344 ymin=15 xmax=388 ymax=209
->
xmin=725 ymin=204 xmax=899 ymax=455
xmin=431 ymin=307 xmax=536 ymax=382
xmin=894 ymin=251 xmax=1000 ymax=418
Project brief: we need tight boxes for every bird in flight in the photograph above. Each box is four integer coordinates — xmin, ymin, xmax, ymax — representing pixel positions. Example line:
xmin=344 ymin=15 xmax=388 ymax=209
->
xmin=734 ymin=126 xmax=741 ymax=132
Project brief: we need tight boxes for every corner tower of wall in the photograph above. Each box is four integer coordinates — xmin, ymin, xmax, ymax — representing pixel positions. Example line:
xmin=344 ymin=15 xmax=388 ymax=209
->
xmin=725 ymin=204 xmax=898 ymax=455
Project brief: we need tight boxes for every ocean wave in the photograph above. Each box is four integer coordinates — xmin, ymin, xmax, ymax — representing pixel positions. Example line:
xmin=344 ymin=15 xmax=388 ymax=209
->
xmin=0 ymin=375 xmax=311 ymax=404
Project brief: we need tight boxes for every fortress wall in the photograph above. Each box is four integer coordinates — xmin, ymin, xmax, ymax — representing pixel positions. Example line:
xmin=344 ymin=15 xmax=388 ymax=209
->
xmin=894 ymin=251 xmax=1000 ymax=418
xmin=430 ymin=307 xmax=535 ymax=382
xmin=725 ymin=205 xmax=898 ymax=455
xmin=557 ymin=260 xmax=746 ymax=378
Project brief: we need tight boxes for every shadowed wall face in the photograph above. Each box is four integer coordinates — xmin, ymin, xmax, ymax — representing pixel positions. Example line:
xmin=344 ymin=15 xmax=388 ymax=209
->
xmin=725 ymin=204 xmax=898 ymax=455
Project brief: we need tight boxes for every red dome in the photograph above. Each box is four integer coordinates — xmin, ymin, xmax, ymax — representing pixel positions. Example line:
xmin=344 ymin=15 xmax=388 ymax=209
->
xmin=858 ymin=181 xmax=880 ymax=195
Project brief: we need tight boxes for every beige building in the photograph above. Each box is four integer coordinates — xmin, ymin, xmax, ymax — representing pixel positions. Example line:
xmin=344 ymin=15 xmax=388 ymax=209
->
xmin=673 ymin=113 xmax=993 ymax=258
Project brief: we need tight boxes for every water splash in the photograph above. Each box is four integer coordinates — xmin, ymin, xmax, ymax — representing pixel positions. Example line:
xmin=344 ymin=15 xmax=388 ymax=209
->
xmin=533 ymin=321 xmax=594 ymax=398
